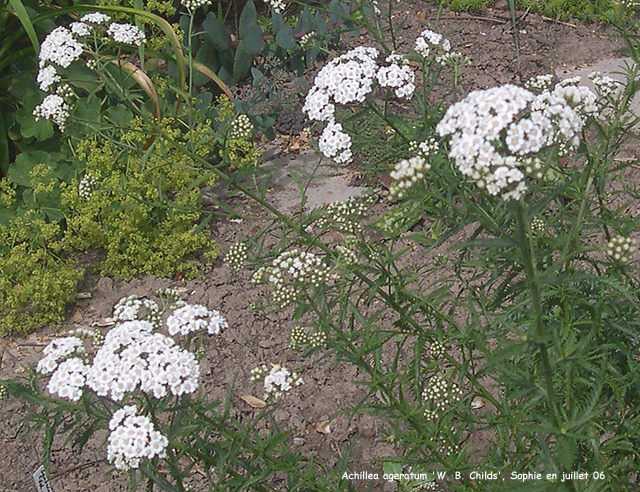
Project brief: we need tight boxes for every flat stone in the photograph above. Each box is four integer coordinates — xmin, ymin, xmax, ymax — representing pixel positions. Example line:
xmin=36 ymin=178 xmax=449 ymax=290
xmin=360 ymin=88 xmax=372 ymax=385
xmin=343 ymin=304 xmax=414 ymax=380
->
xmin=262 ymin=150 xmax=367 ymax=212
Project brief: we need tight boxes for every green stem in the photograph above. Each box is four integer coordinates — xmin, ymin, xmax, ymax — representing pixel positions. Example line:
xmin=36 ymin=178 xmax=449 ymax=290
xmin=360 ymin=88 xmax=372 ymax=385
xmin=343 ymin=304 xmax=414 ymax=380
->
xmin=515 ymin=204 xmax=557 ymax=424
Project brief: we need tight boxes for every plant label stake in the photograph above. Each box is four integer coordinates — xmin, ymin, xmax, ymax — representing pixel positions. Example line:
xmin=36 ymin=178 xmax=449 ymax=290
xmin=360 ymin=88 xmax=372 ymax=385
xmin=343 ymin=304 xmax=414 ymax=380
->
xmin=33 ymin=465 xmax=54 ymax=492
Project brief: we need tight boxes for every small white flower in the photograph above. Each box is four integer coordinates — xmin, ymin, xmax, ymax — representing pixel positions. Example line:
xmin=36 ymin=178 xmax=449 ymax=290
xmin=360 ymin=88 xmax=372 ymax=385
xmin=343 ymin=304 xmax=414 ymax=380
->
xmin=33 ymin=94 xmax=71 ymax=130
xmin=39 ymin=26 xmax=83 ymax=68
xmin=36 ymin=65 xmax=60 ymax=92
xmin=80 ymin=12 xmax=111 ymax=24
xmin=166 ymin=304 xmax=228 ymax=336
xmin=107 ymin=23 xmax=146 ymax=46
xmin=70 ymin=22 xmax=91 ymax=37
xmin=252 ymin=364 xmax=303 ymax=399
xmin=182 ymin=0 xmax=212 ymax=8
xmin=107 ymin=406 xmax=168 ymax=470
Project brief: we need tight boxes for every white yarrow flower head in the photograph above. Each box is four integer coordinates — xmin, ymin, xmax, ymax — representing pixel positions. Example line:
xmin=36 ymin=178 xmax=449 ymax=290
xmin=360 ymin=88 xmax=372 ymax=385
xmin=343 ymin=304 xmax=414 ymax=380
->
xmin=319 ymin=121 xmax=352 ymax=164
xmin=376 ymin=57 xmax=415 ymax=99
xmin=37 ymin=336 xmax=86 ymax=375
xmin=46 ymin=357 xmax=89 ymax=401
xmin=37 ymin=65 xmax=61 ymax=92
xmin=69 ymin=22 xmax=91 ymax=37
xmin=113 ymin=295 xmax=161 ymax=326
xmin=80 ymin=12 xmax=112 ymax=25
xmin=33 ymin=94 xmax=71 ymax=130
xmin=182 ymin=0 xmax=212 ymax=8
xmin=389 ymin=155 xmax=431 ymax=200
xmin=252 ymin=248 xmax=331 ymax=307
xmin=39 ymin=26 xmax=83 ymax=68
xmin=107 ymin=405 xmax=168 ymax=471
xmin=166 ymin=304 xmax=228 ymax=336
xmin=422 ymin=375 xmax=462 ymax=412
xmin=106 ymin=23 xmax=146 ymax=46
xmin=414 ymin=28 xmax=451 ymax=59
xmin=85 ymin=320 xmax=201 ymax=400
xmin=266 ymin=0 xmax=287 ymax=13
xmin=436 ymin=79 xmax=597 ymax=201
xmin=251 ymin=364 xmax=303 ymax=399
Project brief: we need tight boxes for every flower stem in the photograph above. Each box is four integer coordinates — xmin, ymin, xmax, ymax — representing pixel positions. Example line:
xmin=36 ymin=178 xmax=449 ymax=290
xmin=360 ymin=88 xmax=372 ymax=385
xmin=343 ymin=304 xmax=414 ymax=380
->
xmin=515 ymin=203 xmax=558 ymax=424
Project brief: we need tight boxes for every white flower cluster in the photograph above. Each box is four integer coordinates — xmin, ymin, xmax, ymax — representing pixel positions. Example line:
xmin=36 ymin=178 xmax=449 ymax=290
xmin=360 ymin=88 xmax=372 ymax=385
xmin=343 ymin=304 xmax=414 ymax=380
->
xmin=113 ymin=295 xmax=161 ymax=326
xmin=87 ymin=320 xmax=200 ymax=400
xmin=266 ymin=0 xmax=287 ymax=13
xmin=428 ymin=341 xmax=445 ymax=359
xmin=226 ymin=242 xmax=248 ymax=271
xmin=47 ymin=357 xmax=89 ymax=401
xmin=166 ymin=304 xmax=228 ymax=336
xmin=315 ymin=193 xmax=377 ymax=236
xmin=37 ymin=65 xmax=61 ymax=92
xmin=318 ymin=120 xmax=352 ymax=163
xmin=37 ymin=336 xmax=85 ymax=375
xmin=39 ymin=26 xmax=83 ymax=69
xmin=299 ymin=32 xmax=317 ymax=51
xmin=289 ymin=325 xmax=327 ymax=350
xmin=422 ymin=375 xmax=462 ymax=413
xmin=230 ymin=114 xmax=253 ymax=140
xmin=70 ymin=22 xmax=91 ymax=37
xmin=80 ymin=12 xmax=112 ymax=25
xmin=250 ymin=364 xmax=303 ymax=399
xmin=107 ymin=405 xmax=168 ymax=471
xmin=588 ymin=71 xmax=622 ymax=101
xmin=78 ymin=173 xmax=97 ymax=200
xmin=303 ymin=47 xmax=379 ymax=163
xmin=335 ymin=244 xmax=358 ymax=267
xmin=414 ymin=28 xmax=451 ymax=58
xmin=525 ymin=74 xmax=554 ymax=93
xmin=530 ymin=216 xmax=545 ymax=233
xmin=35 ymin=12 xmax=147 ymax=131
xmin=389 ymin=156 xmax=431 ymax=200
xmin=182 ymin=0 xmax=212 ymax=8
xmin=409 ymin=137 xmax=439 ymax=157
xmin=106 ymin=23 xmax=146 ymax=46
xmin=606 ymin=235 xmax=636 ymax=262
xmin=252 ymin=249 xmax=330 ymax=307
xmin=376 ymin=54 xmax=415 ymax=99
xmin=36 ymin=336 xmax=88 ymax=401
xmin=435 ymin=51 xmax=469 ymax=68
xmin=33 ymin=94 xmax=71 ymax=130
xmin=437 ymin=79 xmax=598 ymax=201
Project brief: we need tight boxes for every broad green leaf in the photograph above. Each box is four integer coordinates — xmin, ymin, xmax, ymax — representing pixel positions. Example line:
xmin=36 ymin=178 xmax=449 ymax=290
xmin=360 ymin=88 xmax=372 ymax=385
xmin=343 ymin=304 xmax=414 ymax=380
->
xmin=239 ymin=0 xmax=257 ymax=39
xmin=272 ymin=11 xmax=284 ymax=35
xmin=232 ymin=42 xmax=253 ymax=82
xmin=203 ymin=12 xmax=230 ymax=51
xmin=15 ymin=95 xmax=54 ymax=141
xmin=242 ymin=24 xmax=264 ymax=55
xmin=106 ymin=105 xmax=133 ymax=128
xmin=296 ymin=7 xmax=313 ymax=33
xmin=275 ymin=25 xmax=296 ymax=50
xmin=10 ymin=151 xmax=60 ymax=186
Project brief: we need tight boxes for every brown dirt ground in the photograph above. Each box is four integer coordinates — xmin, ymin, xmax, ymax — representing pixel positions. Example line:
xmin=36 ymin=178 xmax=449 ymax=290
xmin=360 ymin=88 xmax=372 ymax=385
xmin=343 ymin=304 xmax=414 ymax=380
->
xmin=0 ymin=3 xmax=629 ymax=492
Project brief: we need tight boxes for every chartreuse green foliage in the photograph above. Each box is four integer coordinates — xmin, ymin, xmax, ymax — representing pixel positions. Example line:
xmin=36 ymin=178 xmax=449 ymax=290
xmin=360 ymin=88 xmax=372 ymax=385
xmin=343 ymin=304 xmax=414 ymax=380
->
xmin=61 ymin=115 xmax=220 ymax=280
xmin=0 ymin=174 xmax=83 ymax=334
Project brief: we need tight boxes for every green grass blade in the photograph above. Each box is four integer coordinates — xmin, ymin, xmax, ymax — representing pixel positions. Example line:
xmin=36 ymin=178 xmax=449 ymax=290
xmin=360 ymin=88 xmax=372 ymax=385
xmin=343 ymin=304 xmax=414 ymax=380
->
xmin=8 ymin=0 xmax=39 ymax=53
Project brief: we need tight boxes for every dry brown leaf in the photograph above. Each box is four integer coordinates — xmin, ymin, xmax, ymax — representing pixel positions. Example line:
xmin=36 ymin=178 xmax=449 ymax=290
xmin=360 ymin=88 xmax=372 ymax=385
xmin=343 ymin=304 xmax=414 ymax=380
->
xmin=92 ymin=317 xmax=115 ymax=327
xmin=239 ymin=394 xmax=267 ymax=409
xmin=471 ymin=396 xmax=486 ymax=410
xmin=315 ymin=420 xmax=332 ymax=434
